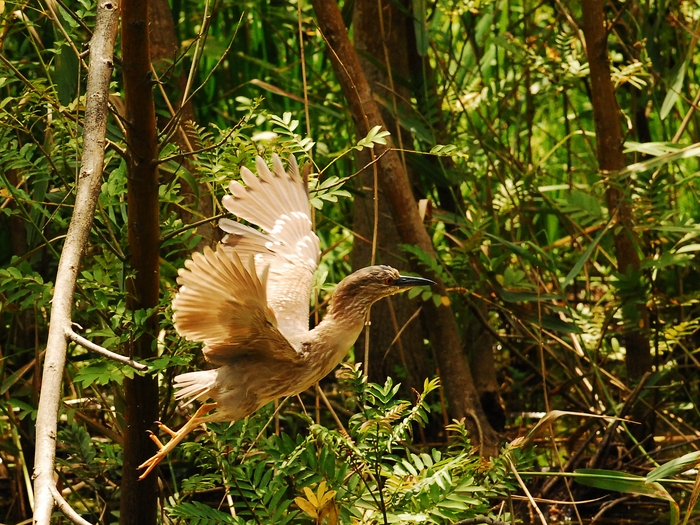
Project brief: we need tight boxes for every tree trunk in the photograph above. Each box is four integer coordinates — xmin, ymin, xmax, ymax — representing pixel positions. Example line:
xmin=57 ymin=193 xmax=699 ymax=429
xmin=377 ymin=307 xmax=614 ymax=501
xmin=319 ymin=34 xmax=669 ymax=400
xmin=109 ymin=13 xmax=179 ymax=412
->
xmin=120 ymin=0 xmax=160 ymax=522
xmin=351 ymin=0 xmax=431 ymax=396
xmin=149 ymin=0 xmax=217 ymax=249
xmin=311 ymin=0 xmax=499 ymax=454
xmin=581 ymin=0 xmax=651 ymax=381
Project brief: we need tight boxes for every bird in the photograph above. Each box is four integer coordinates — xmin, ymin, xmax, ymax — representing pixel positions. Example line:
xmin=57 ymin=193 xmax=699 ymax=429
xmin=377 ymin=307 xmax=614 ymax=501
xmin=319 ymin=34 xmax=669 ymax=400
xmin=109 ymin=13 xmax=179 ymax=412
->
xmin=138 ymin=154 xmax=434 ymax=479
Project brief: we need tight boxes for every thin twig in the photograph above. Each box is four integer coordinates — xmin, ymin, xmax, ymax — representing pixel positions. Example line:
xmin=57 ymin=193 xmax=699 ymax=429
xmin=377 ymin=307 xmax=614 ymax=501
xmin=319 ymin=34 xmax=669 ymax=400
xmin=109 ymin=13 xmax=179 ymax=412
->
xmin=49 ymin=485 xmax=93 ymax=525
xmin=159 ymin=13 xmax=245 ymax=149
xmin=41 ymin=0 xmax=89 ymax=70
xmin=0 ymin=52 xmax=78 ymax=120
xmin=316 ymin=147 xmax=390 ymax=190
xmin=374 ymin=421 xmax=388 ymax=525
xmin=160 ymin=213 xmax=225 ymax=244
xmin=241 ymin=397 xmax=291 ymax=461
xmin=507 ymin=456 xmax=547 ymax=525
xmin=156 ymin=119 xmax=245 ymax=165
xmin=53 ymin=0 xmax=93 ymax=35
xmin=453 ymin=517 xmax=511 ymax=525
xmin=315 ymin=383 xmax=348 ymax=435
xmin=179 ymin=0 xmax=211 ymax=118
xmin=590 ymin=496 xmax=630 ymax=524
xmin=382 ymin=306 xmax=422 ymax=365
xmin=297 ymin=0 xmax=312 ymax=158
xmin=66 ymin=328 xmax=148 ymax=371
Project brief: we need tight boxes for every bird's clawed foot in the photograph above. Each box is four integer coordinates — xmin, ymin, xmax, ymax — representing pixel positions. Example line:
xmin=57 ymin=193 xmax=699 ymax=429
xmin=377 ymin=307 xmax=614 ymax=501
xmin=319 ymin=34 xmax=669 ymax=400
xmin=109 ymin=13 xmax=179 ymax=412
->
xmin=137 ymin=422 xmax=182 ymax=480
xmin=137 ymin=403 xmax=217 ymax=480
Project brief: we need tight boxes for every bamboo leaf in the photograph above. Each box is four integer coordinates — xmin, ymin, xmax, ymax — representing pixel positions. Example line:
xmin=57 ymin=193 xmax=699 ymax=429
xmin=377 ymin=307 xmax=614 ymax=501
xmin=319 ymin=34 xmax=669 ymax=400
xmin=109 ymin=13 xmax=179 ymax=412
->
xmin=676 ymin=243 xmax=700 ymax=254
xmin=561 ymin=221 xmax=609 ymax=289
xmin=574 ymin=469 xmax=679 ymax=524
xmin=661 ymin=59 xmax=687 ymax=120
xmin=413 ymin=0 xmax=429 ymax=56
xmin=619 ymin=142 xmax=700 ymax=178
xmin=574 ymin=469 xmax=668 ymax=498
xmin=646 ymin=451 xmax=700 ymax=484
xmin=498 ymin=290 xmax=561 ymax=303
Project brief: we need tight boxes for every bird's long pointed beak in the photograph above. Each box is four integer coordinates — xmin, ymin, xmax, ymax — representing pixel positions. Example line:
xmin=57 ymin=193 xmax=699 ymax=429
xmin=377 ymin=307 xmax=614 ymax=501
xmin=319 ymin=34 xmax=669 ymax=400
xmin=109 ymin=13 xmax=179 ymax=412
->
xmin=395 ymin=275 xmax=436 ymax=287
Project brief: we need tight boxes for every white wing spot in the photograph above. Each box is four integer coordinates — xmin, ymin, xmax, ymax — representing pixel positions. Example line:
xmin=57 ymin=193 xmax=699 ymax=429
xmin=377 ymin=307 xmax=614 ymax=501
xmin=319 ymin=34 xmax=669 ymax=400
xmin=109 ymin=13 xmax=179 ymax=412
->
xmin=272 ymin=218 xmax=289 ymax=235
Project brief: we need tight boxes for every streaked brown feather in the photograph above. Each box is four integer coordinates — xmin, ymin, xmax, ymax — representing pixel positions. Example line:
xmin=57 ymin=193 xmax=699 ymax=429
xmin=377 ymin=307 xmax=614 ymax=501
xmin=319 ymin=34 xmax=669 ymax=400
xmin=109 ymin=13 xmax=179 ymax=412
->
xmin=172 ymin=246 xmax=302 ymax=364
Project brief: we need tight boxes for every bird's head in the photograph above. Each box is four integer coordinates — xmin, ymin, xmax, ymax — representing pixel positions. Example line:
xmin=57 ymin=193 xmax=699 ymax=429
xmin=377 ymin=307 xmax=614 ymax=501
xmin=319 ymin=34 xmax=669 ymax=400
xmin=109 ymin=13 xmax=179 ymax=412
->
xmin=329 ymin=265 xmax=435 ymax=315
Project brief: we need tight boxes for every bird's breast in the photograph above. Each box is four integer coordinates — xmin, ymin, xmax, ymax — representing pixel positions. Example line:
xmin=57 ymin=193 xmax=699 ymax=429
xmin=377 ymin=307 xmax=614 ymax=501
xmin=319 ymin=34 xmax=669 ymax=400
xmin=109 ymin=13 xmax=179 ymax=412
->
xmin=293 ymin=315 xmax=366 ymax=388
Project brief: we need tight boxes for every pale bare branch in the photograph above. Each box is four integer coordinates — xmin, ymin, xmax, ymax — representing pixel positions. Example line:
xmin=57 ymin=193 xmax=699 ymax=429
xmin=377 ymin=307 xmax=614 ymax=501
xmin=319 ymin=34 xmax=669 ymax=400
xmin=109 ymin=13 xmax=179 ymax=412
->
xmin=49 ymin=485 xmax=93 ymax=525
xmin=33 ymin=2 xmax=121 ymax=523
xmin=66 ymin=328 xmax=148 ymax=371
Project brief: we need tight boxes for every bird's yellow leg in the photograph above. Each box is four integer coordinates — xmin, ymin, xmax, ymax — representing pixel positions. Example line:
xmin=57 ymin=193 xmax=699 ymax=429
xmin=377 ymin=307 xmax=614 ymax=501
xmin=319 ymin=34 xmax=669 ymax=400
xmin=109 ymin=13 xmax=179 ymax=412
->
xmin=137 ymin=403 xmax=217 ymax=480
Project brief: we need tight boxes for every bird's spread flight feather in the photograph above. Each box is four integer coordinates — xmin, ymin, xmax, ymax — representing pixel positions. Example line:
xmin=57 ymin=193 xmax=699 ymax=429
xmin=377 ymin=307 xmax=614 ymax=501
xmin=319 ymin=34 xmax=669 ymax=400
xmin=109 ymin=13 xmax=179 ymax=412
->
xmin=172 ymin=246 xmax=304 ymax=365
xmin=219 ymin=154 xmax=320 ymax=339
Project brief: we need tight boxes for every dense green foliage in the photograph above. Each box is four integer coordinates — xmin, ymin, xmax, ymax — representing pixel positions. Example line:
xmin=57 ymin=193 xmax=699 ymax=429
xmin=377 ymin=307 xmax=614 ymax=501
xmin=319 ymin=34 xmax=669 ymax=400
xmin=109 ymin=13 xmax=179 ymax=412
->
xmin=2 ymin=0 xmax=700 ymax=523
xmin=164 ymin=368 xmax=523 ymax=525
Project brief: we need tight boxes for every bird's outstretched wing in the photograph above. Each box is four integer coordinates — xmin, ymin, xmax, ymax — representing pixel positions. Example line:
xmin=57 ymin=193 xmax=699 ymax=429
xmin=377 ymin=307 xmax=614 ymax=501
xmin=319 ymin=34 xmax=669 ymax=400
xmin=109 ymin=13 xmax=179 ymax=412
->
xmin=172 ymin=246 xmax=304 ymax=365
xmin=219 ymin=154 xmax=320 ymax=341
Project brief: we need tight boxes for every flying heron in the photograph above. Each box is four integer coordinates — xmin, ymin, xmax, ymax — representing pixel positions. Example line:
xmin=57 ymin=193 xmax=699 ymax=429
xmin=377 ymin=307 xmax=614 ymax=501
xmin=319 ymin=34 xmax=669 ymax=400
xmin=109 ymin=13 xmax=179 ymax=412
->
xmin=138 ymin=154 xmax=434 ymax=478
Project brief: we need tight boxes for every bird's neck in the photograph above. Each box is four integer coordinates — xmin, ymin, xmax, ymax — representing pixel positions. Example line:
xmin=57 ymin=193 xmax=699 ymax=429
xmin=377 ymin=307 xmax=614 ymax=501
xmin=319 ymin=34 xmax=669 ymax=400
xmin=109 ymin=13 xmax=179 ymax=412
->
xmin=304 ymin=292 xmax=372 ymax=369
xmin=311 ymin=306 xmax=367 ymax=351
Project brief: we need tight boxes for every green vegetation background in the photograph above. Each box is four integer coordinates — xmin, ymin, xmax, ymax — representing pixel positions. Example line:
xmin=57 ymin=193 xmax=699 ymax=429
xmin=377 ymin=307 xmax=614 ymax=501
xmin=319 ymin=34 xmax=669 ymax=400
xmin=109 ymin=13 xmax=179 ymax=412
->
xmin=1 ymin=0 xmax=700 ymax=523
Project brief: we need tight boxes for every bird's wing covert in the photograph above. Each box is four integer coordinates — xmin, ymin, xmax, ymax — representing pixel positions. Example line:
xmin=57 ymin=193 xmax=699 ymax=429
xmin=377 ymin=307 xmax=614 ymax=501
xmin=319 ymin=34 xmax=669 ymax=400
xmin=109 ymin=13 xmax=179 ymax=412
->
xmin=172 ymin=246 xmax=303 ymax=364
xmin=219 ymin=154 xmax=320 ymax=339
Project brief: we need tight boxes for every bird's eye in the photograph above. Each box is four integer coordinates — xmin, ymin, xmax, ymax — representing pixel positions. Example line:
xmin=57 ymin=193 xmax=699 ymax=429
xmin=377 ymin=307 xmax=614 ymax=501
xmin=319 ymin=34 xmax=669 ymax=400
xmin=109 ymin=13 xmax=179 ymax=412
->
xmin=385 ymin=277 xmax=393 ymax=285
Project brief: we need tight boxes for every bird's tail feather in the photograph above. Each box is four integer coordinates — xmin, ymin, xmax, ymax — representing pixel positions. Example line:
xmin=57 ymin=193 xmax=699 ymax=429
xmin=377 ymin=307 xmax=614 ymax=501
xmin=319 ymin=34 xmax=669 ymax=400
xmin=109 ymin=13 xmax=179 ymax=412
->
xmin=174 ymin=370 xmax=216 ymax=404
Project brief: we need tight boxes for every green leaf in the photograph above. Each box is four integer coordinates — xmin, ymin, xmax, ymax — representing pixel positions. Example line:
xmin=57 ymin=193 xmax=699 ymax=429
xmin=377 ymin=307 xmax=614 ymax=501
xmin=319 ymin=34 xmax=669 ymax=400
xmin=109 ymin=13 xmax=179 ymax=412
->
xmin=574 ymin=468 xmax=679 ymax=525
xmin=484 ymin=233 xmax=553 ymax=271
xmin=561 ymin=222 xmax=609 ymax=288
xmin=646 ymin=451 xmax=700 ymax=483
xmin=653 ymin=225 xmax=700 ymax=233
xmin=176 ymin=167 xmax=200 ymax=198
xmin=523 ymin=313 xmax=581 ymax=334
xmin=354 ymin=125 xmax=391 ymax=150
xmin=574 ymin=469 xmax=663 ymax=496
xmin=676 ymin=243 xmax=700 ymax=254
xmin=429 ymin=144 xmax=457 ymax=155
xmin=413 ymin=0 xmax=429 ymax=56
xmin=55 ymin=42 xmax=79 ymax=106
xmin=623 ymin=141 xmax=684 ymax=156
xmin=661 ymin=59 xmax=687 ymax=120
xmin=8 ymin=398 xmax=36 ymax=420
xmin=168 ymin=501 xmax=238 ymax=524
xmin=619 ymin=142 xmax=700 ymax=179
xmin=641 ymin=252 xmax=693 ymax=270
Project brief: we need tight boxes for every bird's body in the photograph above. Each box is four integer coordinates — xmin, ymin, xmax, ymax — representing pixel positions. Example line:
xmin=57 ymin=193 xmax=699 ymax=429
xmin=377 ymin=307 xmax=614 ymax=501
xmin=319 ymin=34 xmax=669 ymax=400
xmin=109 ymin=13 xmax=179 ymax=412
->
xmin=172 ymin=254 xmax=407 ymax=422
xmin=138 ymin=154 xmax=433 ymax=478
xmin=172 ymin=313 xmax=365 ymax=422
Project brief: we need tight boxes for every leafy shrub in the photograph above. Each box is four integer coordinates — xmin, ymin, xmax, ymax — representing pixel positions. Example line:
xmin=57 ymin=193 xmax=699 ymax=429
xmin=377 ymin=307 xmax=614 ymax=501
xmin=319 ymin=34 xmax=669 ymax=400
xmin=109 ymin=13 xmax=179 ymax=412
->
xmin=163 ymin=365 xmax=523 ymax=524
